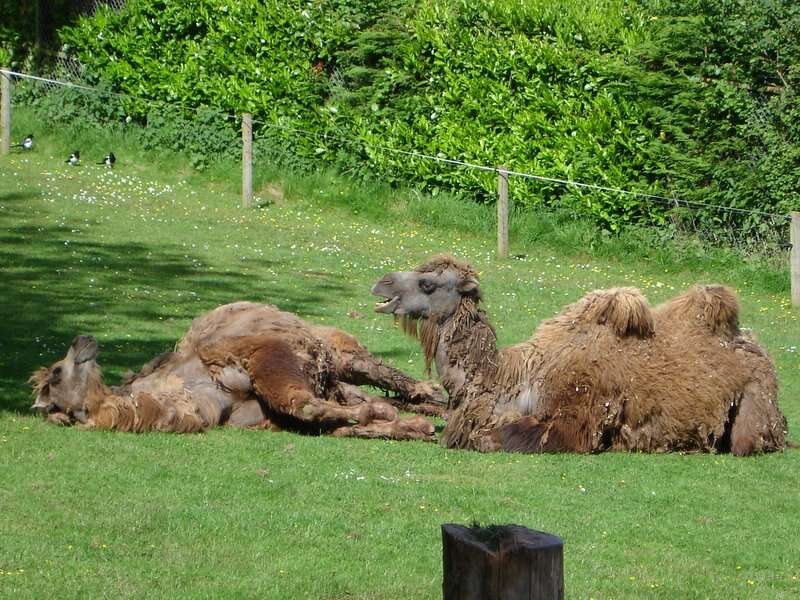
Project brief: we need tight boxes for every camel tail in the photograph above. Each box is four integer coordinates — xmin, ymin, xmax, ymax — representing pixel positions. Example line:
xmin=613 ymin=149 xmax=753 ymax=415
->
xmin=723 ymin=368 xmax=787 ymax=456
xmin=579 ymin=288 xmax=654 ymax=337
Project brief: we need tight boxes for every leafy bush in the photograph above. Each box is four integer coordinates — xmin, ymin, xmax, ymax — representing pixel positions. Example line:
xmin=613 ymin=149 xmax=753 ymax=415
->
xmin=52 ymin=0 xmax=799 ymax=237
xmin=140 ymin=106 xmax=239 ymax=170
xmin=613 ymin=0 xmax=800 ymax=235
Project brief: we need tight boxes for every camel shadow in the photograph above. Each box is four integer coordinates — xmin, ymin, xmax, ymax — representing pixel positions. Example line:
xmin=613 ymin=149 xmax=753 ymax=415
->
xmin=0 ymin=191 xmax=355 ymax=413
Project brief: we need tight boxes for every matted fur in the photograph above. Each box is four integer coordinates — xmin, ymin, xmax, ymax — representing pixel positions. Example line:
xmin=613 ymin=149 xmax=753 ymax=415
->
xmin=398 ymin=315 xmax=442 ymax=376
xmin=87 ymin=391 xmax=208 ymax=433
xmin=417 ymin=253 xmax=480 ymax=282
xmin=655 ymin=284 xmax=740 ymax=336
xmin=399 ymin=297 xmax=497 ymax=381
xmin=571 ymin=288 xmax=654 ymax=337
xmin=382 ymin=255 xmax=788 ymax=455
xmin=28 ymin=368 xmax=50 ymax=396
xmin=30 ymin=302 xmax=442 ymax=440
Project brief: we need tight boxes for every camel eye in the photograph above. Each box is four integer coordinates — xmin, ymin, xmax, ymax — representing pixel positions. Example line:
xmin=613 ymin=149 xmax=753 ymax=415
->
xmin=419 ymin=279 xmax=436 ymax=294
xmin=49 ymin=366 xmax=62 ymax=385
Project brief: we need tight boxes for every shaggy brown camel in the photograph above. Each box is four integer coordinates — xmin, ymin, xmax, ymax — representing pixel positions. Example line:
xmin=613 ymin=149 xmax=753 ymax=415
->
xmin=371 ymin=254 xmax=788 ymax=455
xmin=30 ymin=301 xmax=444 ymax=440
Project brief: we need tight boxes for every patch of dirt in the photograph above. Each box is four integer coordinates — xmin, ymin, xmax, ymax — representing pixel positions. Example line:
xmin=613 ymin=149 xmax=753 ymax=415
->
xmin=257 ymin=182 xmax=286 ymax=205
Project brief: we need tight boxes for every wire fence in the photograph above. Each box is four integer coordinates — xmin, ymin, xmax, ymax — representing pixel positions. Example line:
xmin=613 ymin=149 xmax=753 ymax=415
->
xmin=1 ymin=63 xmax=796 ymax=263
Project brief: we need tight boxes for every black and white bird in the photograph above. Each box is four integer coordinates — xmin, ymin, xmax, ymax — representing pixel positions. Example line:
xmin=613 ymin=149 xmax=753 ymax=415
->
xmin=12 ymin=134 xmax=33 ymax=150
xmin=97 ymin=152 xmax=116 ymax=167
xmin=66 ymin=150 xmax=80 ymax=166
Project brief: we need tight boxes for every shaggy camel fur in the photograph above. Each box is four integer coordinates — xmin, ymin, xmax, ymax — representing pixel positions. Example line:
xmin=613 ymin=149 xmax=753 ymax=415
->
xmin=30 ymin=302 xmax=444 ymax=440
xmin=372 ymin=255 xmax=788 ymax=455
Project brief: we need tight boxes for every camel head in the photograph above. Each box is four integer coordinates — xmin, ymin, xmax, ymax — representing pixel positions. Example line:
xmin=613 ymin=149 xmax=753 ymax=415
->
xmin=372 ymin=254 xmax=481 ymax=322
xmin=29 ymin=335 xmax=101 ymax=419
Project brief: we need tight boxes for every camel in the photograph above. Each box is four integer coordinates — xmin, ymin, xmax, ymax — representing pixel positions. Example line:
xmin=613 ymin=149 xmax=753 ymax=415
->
xmin=371 ymin=254 xmax=788 ymax=455
xmin=30 ymin=301 xmax=445 ymax=440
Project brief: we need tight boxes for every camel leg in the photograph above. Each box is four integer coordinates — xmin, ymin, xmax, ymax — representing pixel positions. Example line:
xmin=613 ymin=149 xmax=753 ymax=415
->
xmin=448 ymin=414 xmax=591 ymax=453
xmin=226 ymin=399 xmax=272 ymax=428
xmin=337 ymin=350 xmax=448 ymax=408
xmin=46 ymin=411 xmax=74 ymax=426
xmin=332 ymin=415 xmax=435 ymax=442
xmin=330 ymin=381 xmax=376 ymax=406
xmin=248 ymin=342 xmax=398 ymax=427
xmin=269 ymin=384 xmax=398 ymax=426
xmin=332 ymin=382 xmax=446 ymax=417
xmin=310 ymin=325 xmax=446 ymax=406
xmin=386 ymin=398 xmax=448 ymax=418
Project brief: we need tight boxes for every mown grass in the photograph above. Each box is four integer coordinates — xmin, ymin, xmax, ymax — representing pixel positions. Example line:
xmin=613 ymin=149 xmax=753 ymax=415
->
xmin=1 ymin=110 xmax=798 ymax=599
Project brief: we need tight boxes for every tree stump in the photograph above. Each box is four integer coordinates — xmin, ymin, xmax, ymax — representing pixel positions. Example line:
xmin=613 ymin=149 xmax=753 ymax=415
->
xmin=442 ymin=523 xmax=564 ymax=600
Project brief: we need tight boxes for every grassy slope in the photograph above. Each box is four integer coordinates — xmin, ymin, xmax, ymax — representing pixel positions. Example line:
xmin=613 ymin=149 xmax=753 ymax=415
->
xmin=1 ymin=119 xmax=798 ymax=599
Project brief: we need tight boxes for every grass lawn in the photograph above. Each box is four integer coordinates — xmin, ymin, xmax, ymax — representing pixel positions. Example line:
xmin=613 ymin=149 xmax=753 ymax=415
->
xmin=1 ymin=123 xmax=799 ymax=599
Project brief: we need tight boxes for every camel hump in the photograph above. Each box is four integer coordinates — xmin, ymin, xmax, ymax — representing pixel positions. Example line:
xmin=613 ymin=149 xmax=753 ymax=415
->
xmin=578 ymin=287 xmax=654 ymax=337
xmin=178 ymin=302 xmax=285 ymax=353
xmin=661 ymin=285 xmax=740 ymax=335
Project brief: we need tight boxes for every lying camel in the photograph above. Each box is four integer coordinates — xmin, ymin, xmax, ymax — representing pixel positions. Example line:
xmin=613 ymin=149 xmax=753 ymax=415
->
xmin=30 ymin=301 xmax=444 ymax=440
xmin=371 ymin=254 xmax=788 ymax=455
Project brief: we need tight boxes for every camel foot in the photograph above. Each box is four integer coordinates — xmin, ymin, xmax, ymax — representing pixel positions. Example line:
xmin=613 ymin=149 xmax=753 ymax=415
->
xmin=357 ymin=401 xmax=398 ymax=424
xmin=46 ymin=412 xmax=73 ymax=426
xmin=333 ymin=415 xmax=435 ymax=442
xmin=409 ymin=380 xmax=448 ymax=407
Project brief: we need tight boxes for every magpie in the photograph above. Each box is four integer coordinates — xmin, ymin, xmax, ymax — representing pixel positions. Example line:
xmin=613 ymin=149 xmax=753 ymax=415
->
xmin=11 ymin=134 xmax=33 ymax=150
xmin=66 ymin=150 xmax=80 ymax=166
xmin=97 ymin=152 xmax=116 ymax=167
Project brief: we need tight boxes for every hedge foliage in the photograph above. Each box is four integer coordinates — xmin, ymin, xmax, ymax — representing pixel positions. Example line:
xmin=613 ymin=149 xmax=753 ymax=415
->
xmin=43 ymin=0 xmax=800 ymax=233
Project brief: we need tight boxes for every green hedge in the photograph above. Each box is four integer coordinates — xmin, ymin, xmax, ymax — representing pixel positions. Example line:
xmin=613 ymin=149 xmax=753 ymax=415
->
xmin=49 ymin=0 xmax=800 ymax=234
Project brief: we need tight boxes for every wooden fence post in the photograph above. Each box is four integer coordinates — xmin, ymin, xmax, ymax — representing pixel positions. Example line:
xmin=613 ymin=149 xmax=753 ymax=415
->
xmin=1 ymin=68 xmax=11 ymax=155
xmin=791 ymin=212 xmax=800 ymax=307
xmin=242 ymin=112 xmax=253 ymax=208
xmin=442 ymin=523 xmax=564 ymax=600
xmin=497 ymin=166 xmax=509 ymax=258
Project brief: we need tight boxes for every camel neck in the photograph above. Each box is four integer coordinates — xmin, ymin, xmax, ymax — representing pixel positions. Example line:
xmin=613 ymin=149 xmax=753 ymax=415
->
xmin=83 ymin=374 xmax=112 ymax=413
xmin=431 ymin=301 xmax=500 ymax=403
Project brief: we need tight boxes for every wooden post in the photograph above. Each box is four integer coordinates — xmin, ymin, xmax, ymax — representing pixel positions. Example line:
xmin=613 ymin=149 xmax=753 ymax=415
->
xmin=442 ymin=523 xmax=564 ymax=600
xmin=1 ymin=69 xmax=11 ymax=156
xmin=791 ymin=212 xmax=800 ymax=307
xmin=497 ymin=166 xmax=509 ymax=258
xmin=242 ymin=112 xmax=253 ymax=208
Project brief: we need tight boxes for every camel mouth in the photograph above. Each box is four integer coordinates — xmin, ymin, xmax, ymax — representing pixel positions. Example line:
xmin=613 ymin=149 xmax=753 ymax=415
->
xmin=30 ymin=398 xmax=55 ymax=413
xmin=374 ymin=295 xmax=400 ymax=314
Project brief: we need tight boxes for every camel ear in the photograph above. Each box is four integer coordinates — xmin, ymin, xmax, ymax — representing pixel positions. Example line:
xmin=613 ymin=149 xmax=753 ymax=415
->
xmin=70 ymin=335 xmax=99 ymax=364
xmin=458 ymin=276 xmax=480 ymax=296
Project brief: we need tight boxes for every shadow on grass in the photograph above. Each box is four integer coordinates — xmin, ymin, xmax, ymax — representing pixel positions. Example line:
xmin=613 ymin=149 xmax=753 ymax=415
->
xmin=0 ymin=190 xmax=354 ymax=413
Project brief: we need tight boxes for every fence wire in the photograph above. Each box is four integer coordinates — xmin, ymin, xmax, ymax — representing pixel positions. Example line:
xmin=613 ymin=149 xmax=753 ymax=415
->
xmin=2 ymin=65 xmax=793 ymax=255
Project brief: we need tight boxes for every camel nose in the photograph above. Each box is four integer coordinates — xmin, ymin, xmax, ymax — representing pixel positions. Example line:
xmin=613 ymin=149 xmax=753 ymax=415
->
xmin=72 ymin=334 xmax=97 ymax=348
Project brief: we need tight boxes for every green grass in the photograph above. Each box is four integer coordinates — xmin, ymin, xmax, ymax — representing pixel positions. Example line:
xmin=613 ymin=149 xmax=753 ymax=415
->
xmin=1 ymin=114 xmax=799 ymax=599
